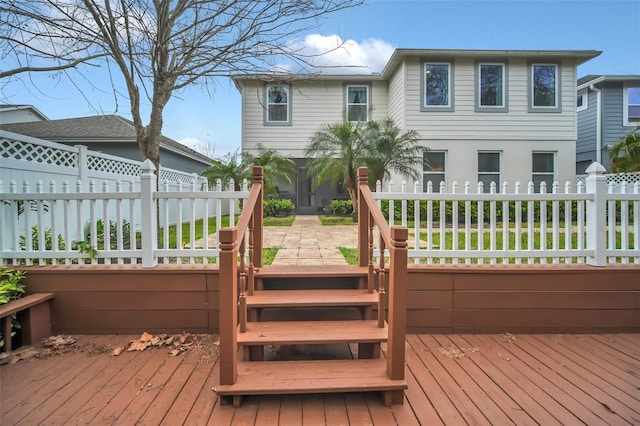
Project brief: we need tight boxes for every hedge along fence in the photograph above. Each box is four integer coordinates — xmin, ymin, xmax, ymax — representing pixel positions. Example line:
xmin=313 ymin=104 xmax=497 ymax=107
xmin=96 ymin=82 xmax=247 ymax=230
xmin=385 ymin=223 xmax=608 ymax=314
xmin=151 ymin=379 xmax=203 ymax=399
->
xmin=372 ymin=163 xmax=640 ymax=266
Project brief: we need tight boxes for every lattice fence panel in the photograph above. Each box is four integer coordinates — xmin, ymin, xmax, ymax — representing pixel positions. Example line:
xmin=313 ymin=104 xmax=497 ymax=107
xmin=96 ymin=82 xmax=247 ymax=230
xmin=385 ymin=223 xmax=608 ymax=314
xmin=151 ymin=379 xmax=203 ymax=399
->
xmin=87 ymin=155 xmax=141 ymax=177
xmin=1 ymin=137 xmax=77 ymax=167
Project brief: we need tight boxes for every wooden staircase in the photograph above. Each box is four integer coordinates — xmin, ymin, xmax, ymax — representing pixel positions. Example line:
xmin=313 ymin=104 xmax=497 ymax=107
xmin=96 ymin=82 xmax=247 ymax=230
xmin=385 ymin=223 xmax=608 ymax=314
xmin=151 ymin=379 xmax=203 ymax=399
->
xmin=215 ymin=167 xmax=408 ymax=407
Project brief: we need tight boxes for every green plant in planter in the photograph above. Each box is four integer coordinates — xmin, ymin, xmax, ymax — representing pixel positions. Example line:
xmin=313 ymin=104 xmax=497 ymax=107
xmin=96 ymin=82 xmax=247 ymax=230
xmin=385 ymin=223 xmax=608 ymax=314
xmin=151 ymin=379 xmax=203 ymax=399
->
xmin=0 ymin=266 xmax=27 ymax=348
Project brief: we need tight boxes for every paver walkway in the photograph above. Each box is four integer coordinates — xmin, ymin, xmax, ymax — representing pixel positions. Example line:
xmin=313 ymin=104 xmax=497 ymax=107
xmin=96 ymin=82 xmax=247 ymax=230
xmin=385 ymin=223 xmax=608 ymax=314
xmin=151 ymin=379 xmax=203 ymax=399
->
xmin=265 ymin=216 xmax=357 ymax=266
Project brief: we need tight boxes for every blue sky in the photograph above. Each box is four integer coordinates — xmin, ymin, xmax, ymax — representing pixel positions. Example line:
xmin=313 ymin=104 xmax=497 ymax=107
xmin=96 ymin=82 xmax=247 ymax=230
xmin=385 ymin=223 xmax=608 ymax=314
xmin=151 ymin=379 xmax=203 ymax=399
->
xmin=1 ymin=0 xmax=639 ymax=158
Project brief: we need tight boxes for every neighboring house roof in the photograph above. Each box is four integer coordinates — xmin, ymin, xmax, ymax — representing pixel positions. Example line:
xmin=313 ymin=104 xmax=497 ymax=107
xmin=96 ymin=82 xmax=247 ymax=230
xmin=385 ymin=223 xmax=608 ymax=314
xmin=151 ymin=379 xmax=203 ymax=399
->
xmin=0 ymin=104 xmax=49 ymax=121
xmin=577 ymin=74 xmax=640 ymax=90
xmin=0 ymin=114 xmax=212 ymax=165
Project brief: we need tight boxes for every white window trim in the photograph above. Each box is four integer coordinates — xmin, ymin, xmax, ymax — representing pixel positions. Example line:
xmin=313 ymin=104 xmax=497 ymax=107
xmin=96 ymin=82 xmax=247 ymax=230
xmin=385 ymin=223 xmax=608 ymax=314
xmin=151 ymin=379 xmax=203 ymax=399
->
xmin=532 ymin=151 xmax=556 ymax=193
xmin=345 ymin=84 xmax=370 ymax=122
xmin=477 ymin=151 xmax=501 ymax=193
xmin=477 ymin=62 xmax=507 ymax=110
xmin=623 ymin=83 xmax=640 ymax=126
xmin=421 ymin=60 xmax=454 ymax=111
xmin=264 ymin=84 xmax=291 ymax=125
xmin=529 ymin=62 xmax=561 ymax=112
xmin=577 ymin=89 xmax=588 ymax=112
xmin=423 ymin=150 xmax=447 ymax=192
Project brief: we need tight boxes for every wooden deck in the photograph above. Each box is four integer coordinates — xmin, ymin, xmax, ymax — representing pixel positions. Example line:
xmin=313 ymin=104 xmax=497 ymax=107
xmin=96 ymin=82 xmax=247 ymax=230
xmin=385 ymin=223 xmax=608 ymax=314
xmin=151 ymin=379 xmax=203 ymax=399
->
xmin=2 ymin=333 xmax=639 ymax=425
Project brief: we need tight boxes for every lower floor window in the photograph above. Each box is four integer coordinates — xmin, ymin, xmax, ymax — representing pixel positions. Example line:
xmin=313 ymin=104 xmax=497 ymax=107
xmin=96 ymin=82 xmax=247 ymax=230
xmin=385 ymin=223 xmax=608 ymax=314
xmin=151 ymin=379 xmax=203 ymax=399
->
xmin=423 ymin=151 xmax=446 ymax=192
xmin=532 ymin=152 xmax=555 ymax=192
xmin=478 ymin=152 xmax=501 ymax=192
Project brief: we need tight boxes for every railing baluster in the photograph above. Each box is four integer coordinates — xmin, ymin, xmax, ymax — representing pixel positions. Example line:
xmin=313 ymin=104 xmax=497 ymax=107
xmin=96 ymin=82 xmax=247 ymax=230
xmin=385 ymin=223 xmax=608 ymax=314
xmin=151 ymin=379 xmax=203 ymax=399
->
xmin=377 ymin=236 xmax=386 ymax=328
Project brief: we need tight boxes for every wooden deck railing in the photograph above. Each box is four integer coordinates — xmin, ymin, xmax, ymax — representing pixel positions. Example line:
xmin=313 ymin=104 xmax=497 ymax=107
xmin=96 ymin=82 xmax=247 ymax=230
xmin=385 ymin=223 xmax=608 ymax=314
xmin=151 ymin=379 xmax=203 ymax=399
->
xmin=218 ymin=166 xmax=263 ymax=386
xmin=357 ymin=167 xmax=408 ymax=404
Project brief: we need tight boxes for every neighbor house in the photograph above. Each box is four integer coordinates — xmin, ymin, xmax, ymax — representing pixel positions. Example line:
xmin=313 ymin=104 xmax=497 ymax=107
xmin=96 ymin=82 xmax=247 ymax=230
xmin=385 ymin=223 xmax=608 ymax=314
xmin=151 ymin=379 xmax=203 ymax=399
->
xmin=0 ymin=112 xmax=212 ymax=174
xmin=233 ymin=48 xmax=601 ymax=214
xmin=0 ymin=104 xmax=48 ymax=124
xmin=576 ymin=75 xmax=640 ymax=174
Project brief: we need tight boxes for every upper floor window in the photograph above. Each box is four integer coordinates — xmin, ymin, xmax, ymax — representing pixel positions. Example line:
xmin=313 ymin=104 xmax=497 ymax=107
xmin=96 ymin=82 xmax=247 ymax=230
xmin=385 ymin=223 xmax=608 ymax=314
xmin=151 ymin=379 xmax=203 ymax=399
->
xmin=532 ymin=152 xmax=555 ymax=193
xmin=623 ymin=85 xmax=640 ymax=126
xmin=422 ymin=61 xmax=453 ymax=111
xmin=423 ymin=151 xmax=446 ymax=192
xmin=530 ymin=63 xmax=560 ymax=112
xmin=265 ymin=84 xmax=290 ymax=124
xmin=577 ymin=89 xmax=588 ymax=112
xmin=477 ymin=63 xmax=506 ymax=110
xmin=478 ymin=151 xmax=501 ymax=193
xmin=346 ymin=85 xmax=369 ymax=122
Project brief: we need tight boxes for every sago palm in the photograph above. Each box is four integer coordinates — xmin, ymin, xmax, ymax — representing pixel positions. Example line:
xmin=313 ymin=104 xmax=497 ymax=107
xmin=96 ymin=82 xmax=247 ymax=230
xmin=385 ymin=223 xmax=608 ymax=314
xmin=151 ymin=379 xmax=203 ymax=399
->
xmin=608 ymin=128 xmax=640 ymax=172
xmin=306 ymin=120 xmax=367 ymax=210
xmin=363 ymin=118 xmax=424 ymax=186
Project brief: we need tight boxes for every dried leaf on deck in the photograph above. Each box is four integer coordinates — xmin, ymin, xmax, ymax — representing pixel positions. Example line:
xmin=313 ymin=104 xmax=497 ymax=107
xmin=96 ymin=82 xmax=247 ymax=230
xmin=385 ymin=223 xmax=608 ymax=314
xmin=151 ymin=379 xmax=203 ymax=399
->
xmin=112 ymin=346 xmax=125 ymax=356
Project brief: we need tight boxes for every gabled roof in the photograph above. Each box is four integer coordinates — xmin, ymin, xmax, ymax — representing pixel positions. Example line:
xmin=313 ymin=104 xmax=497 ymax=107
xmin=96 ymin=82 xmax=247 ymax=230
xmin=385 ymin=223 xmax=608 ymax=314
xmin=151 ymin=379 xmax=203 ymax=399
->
xmin=0 ymin=114 xmax=212 ymax=164
xmin=577 ymin=74 xmax=640 ymax=90
xmin=0 ymin=104 xmax=49 ymax=121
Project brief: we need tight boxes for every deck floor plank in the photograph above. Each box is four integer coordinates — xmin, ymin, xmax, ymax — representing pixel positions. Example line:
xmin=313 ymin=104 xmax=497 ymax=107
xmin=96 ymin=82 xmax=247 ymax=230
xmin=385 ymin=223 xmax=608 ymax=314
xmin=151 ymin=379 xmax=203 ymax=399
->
xmin=426 ymin=334 xmax=516 ymax=425
xmin=460 ymin=334 xmax=570 ymax=425
xmin=2 ymin=333 xmax=639 ymax=425
xmin=487 ymin=334 xmax=627 ymax=424
xmin=446 ymin=334 xmax=537 ymax=425
xmin=159 ymin=356 xmax=217 ymax=424
xmin=523 ymin=334 xmax=640 ymax=422
xmin=407 ymin=334 xmax=489 ymax=424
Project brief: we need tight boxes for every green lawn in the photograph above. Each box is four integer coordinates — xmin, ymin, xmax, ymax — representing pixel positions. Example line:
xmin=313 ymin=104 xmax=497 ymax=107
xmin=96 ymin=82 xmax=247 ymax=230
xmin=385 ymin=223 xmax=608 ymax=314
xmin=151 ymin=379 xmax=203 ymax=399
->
xmin=319 ymin=215 xmax=357 ymax=226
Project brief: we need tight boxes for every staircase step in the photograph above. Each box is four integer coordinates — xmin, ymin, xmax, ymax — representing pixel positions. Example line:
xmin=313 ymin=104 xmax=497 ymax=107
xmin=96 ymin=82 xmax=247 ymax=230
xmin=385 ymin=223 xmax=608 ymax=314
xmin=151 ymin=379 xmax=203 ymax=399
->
xmin=247 ymin=289 xmax=377 ymax=308
xmin=238 ymin=320 xmax=387 ymax=345
xmin=255 ymin=265 xmax=368 ymax=278
xmin=214 ymin=359 xmax=407 ymax=396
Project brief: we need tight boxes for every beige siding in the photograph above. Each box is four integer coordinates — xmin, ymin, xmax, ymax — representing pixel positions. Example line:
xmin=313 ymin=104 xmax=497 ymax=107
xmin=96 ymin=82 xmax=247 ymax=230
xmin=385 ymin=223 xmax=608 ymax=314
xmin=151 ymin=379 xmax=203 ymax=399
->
xmin=402 ymin=57 xmax=578 ymax=141
xmin=387 ymin=63 xmax=406 ymax=128
xmin=241 ymin=79 xmax=386 ymax=158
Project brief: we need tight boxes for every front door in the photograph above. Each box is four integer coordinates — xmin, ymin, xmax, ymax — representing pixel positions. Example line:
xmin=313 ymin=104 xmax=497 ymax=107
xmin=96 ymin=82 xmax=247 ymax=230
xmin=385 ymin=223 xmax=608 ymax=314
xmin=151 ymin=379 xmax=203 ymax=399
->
xmin=296 ymin=167 xmax=316 ymax=214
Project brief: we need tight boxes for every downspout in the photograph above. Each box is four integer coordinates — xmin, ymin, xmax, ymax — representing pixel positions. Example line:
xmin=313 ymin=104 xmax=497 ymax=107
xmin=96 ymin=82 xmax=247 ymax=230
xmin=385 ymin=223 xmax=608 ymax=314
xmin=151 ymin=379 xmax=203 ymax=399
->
xmin=590 ymin=84 xmax=602 ymax=164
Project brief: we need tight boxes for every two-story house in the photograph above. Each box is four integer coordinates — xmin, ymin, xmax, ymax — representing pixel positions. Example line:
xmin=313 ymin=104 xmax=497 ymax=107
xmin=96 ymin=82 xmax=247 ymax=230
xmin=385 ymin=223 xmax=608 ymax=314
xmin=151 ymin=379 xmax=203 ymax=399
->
xmin=576 ymin=75 xmax=640 ymax=174
xmin=233 ymin=49 xmax=600 ymax=214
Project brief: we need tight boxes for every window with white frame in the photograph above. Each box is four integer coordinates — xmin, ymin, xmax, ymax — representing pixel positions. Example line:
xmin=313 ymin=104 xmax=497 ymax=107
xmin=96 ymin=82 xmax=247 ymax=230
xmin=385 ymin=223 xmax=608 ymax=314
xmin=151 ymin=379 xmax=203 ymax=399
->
xmin=346 ymin=85 xmax=369 ymax=122
xmin=423 ymin=151 xmax=446 ymax=192
xmin=478 ymin=63 xmax=506 ymax=109
xmin=265 ymin=84 xmax=290 ymax=124
xmin=530 ymin=63 xmax=559 ymax=111
xmin=422 ymin=62 xmax=452 ymax=110
xmin=532 ymin=152 xmax=555 ymax=193
xmin=577 ymin=89 xmax=588 ymax=112
xmin=623 ymin=85 xmax=640 ymax=125
xmin=478 ymin=152 xmax=501 ymax=193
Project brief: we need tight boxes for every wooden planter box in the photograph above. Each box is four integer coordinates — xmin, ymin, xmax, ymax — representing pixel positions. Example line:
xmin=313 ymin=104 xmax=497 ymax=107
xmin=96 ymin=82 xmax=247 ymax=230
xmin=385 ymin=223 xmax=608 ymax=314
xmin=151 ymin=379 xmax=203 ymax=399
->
xmin=0 ymin=293 xmax=55 ymax=352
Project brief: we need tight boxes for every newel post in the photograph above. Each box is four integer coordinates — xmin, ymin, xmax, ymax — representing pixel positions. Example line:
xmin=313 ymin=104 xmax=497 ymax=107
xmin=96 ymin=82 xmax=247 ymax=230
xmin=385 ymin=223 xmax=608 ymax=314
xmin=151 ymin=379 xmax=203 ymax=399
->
xmin=252 ymin=166 xmax=264 ymax=267
xmin=387 ymin=225 xmax=408 ymax=401
xmin=140 ymin=159 xmax=157 ymax=267
xmin=585 ymin=162 xmax=606 ymax=266
xmin=357 ymin=167 xmax=370 ymax=267
xmin=219 ymin=228 xmax=238 ymax=385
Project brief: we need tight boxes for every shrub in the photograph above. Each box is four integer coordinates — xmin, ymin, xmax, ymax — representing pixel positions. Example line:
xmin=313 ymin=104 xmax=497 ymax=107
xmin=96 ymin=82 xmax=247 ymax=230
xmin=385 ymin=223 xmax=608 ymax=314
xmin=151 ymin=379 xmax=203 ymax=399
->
xmin=0 ymin=266 xmax=26 ymax=348
xmin=329 ymin=199 xmax=353 ymax=216
xmin=264 ymin=198 xmax=295 ymax=217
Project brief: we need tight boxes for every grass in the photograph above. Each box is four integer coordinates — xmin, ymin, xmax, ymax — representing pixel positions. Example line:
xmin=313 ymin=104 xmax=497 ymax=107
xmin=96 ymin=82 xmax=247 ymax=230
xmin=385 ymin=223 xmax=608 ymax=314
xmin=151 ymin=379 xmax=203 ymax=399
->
xmin=319 ymin=215 xmax=357 ymax=226
xmin=264 ymin=216 xmax=295 ymax=226
xmin=338 ymin=246 xmax=359 ymax=265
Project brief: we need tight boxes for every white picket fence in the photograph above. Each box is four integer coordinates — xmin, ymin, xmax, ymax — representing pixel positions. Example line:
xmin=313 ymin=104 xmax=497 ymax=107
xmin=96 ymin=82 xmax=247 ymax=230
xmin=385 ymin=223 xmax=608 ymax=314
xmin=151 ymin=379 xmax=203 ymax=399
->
xmin=374 ymin=163 xmax=640 ymax=265
xmin=0 ymin=160 xmax=248 ymax=266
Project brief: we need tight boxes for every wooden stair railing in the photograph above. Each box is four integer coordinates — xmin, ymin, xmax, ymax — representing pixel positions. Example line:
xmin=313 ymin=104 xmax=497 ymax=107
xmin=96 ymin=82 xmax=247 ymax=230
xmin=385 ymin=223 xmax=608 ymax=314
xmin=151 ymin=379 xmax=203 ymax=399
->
xmin=357 ymin=167 xmax=408 ymax=405
xmin=219 ymin=166 xmax=263 ymax=388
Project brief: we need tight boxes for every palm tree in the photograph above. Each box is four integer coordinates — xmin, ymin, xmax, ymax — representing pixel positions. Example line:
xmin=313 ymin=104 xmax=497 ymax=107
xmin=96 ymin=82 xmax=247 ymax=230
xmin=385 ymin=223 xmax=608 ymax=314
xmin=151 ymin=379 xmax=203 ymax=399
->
xmin=200 ymin=150 xmax=249 ymax=191
xmin=244 ymin=144 xmax=297 ymax=196
xmin=306 ymin=120 xmax=367 ymax=210
xmin=608 ymin=128 xmax=640 ymax=172
xmin=362 ymin=118 xmax=424 ymax=186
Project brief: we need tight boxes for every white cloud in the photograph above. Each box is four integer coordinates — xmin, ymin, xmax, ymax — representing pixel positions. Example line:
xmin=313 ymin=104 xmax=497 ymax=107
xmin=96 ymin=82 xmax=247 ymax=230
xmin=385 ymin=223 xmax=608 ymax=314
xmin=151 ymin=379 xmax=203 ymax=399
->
xmin=178 ymin=137 xmax=216 ymax=159
xmin=277 ymin=34 xmax=395 ymax=74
